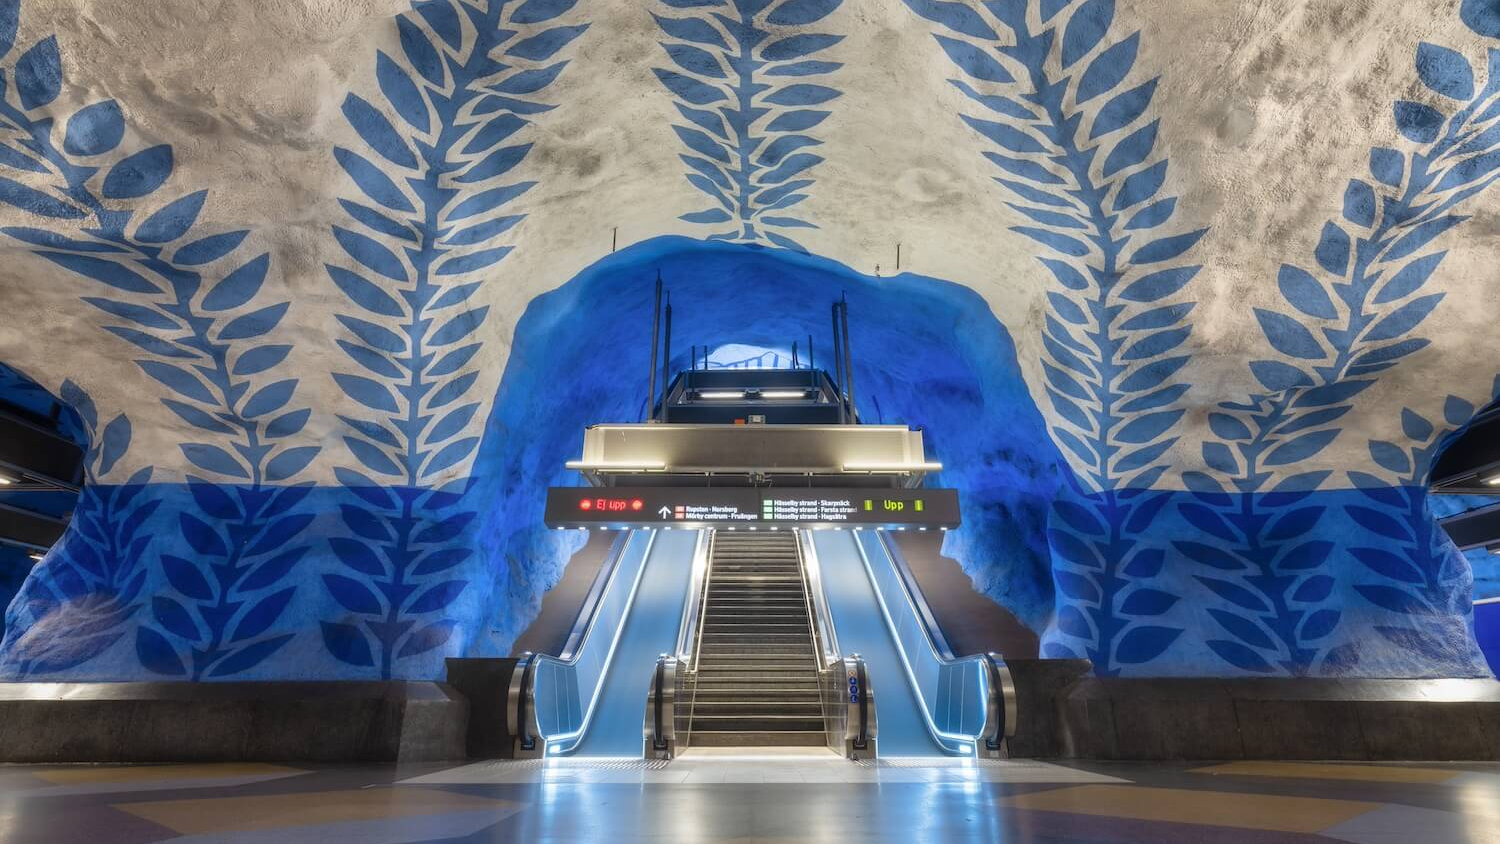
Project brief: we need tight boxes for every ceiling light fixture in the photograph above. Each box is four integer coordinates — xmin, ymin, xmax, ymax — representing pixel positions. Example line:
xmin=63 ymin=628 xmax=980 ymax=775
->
xmin=840 ymin=462 xmax=944 ymax=472
xmin=564 ymin=460 xmax=666 ymax=471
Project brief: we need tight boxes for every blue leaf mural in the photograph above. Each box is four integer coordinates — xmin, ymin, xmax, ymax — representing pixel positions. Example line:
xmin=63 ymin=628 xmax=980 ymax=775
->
xmin=903 ymin=0 xmax=1206 ymax=673
xmin=0 ymin=379 xmax=154 ymax=675
xmin=0 ymin=1 xmax=319 ymax=678
xmin=322 ymin=0 xmax=583 ymax=678
xmin=651 ymin=0 xmax=843 ymax=249
xmin=1185 ymin=22 xmax=1500 ymax=676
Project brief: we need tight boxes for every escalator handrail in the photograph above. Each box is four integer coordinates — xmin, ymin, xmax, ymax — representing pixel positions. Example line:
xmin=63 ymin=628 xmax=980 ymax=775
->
xmin=560 ymin=530 xmax=633 ymax=660
xmin=982 ymin=652 xmax=1018 ymax=750
xmin=507 ymin=652 xmax=540 ymax=753
xmin=529 ymin=528 xmax=661 ymax=752
xmin=877 ymin=530 xmax=957 ymax=660
xmin=849 ymin=528 xmax=991 ymax=754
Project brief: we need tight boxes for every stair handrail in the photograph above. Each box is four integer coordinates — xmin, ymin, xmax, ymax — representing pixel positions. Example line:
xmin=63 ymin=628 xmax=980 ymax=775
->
xmin=795 ymin=528 xmax=842 ymax=667
xmin=681 ymin=529 xmax=716 ymax=672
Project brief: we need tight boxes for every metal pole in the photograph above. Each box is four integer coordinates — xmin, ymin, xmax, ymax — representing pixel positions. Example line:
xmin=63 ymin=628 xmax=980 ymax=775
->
xmin=830 ymin=302 xmax=844 ymax=424
xmin=807 ymin=335 xmax=814 ymax=370
xmin=791 ymin=341 xmax=798 ymax=370
xmin=646 ymin=273 xmax=661 ymax=423
xmin=840 ymin=295 xmax=855 ymax=424
xmin=661 ymin=293 xmax=672 ymax=421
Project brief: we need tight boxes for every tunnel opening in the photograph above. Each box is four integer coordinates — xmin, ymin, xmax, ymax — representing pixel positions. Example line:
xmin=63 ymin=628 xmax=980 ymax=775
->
xmin=0 ymin=363 xmax=94 ymax=647
xmin=473 ymin=237 xmax=1068 ymax=655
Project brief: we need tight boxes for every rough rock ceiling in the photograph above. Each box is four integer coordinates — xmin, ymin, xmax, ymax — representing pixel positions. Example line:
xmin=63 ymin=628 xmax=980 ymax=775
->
xmin=0 ymin=0 xmax=1497 ymax=680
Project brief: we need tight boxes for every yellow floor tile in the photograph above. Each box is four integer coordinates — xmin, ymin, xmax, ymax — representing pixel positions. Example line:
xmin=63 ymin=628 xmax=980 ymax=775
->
xmin=1192 ymin=761 xmax=1458 ymax=784
xmin=37 ymin=763 xmax=303 ymax=785
xmin=114 ymin=788 xmax=520 ymax=835
xmin=999 ymin=784 xmax=1378 ymax=833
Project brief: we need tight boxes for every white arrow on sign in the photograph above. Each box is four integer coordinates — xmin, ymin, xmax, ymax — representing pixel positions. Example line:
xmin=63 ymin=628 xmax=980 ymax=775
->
xmin=658 ymin=506 xmax=672 ymax=518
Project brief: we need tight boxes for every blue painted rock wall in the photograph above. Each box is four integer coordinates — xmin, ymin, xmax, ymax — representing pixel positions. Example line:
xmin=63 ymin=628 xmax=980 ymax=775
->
xmin=1 ymin=0 xmax=1499 ymax=681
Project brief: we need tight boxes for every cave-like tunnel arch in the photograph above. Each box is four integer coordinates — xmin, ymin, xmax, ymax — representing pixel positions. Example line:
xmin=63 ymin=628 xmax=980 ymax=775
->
xmin=0 ymin=0 xmax=1496 ymax=686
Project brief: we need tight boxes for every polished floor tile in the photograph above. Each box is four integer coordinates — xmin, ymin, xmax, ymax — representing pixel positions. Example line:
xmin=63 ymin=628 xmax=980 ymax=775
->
xmin=0 ymin=758 xmax=1496 ymax=844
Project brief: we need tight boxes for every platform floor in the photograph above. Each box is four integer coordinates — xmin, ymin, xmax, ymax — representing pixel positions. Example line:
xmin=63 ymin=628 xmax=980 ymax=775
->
xmin=1 ymin=756 xmax=1497 ymax=843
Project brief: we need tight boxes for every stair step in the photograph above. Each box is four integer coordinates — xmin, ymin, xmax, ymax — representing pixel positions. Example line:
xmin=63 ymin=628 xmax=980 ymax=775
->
xmin=689 ymin=731 xmax=826 ymax=748
xmin=690 ymin=715 xmax=826 ymax=731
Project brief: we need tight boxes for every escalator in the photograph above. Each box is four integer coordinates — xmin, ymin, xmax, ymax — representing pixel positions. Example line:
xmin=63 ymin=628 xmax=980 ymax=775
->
xmin=686 ymin=532 xmax=826 ymax=746
xmin=509 ymin=528 xmax=703 ymax=757
xmin=509 ymin=524 xmax=1012 ymax=759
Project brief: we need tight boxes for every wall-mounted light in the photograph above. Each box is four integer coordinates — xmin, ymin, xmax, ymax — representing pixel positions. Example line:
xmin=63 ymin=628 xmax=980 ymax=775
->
xmin=564 ymin=460 xmax=666 ymax=471
xmin=840 ymin=462 xmax=943 ymax=472
xmin=28 ymin=552 xmax=44 ymax=562
xmin=1485 ymin=474 xmax=1500 ymax=486
xmin=0 ymin=474 xmax=14 ymax=485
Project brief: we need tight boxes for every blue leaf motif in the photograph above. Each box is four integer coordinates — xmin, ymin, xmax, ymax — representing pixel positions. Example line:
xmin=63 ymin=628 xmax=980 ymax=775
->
xmin=16 ymin=35 xmax=62 ymax=109
xmin=179 ymin=443 xmax=250 ymax=479
xmin=1254 ymin=309 xmax=1324 ymax=360
xmin=342 ymin=94 xmax=419 ymax=169
xmin=321 ymin=622 xmax=376 ymax=667
xmin=102 ymin=145 xmax=174 ymax=200
xmin=219 ymin=302 xmax=289 ymax=341
xmin=768 ymin=0 xmax=841 ymax=25
xmin=324 ymin=574 xmax=384 ymax=614
xmin=136 ymin=627 xmax=188 ymax=676
xmin=1076 ymin=32 xmax=1137 ymax=104
xmin=135 ymin=191 xmax=209 ymax=243
xmin=406 ymin=580 xmax=466 ymax=614
xmin=1114 ymin=625 xmax=1181 ymax=664
xmin=230 ymin=588 xmax=295 ymax=642
xmin=1393 ymin=101 xmax=1444 ymax=144
xmin=175 ymin=231 xmax=250 ymax=266
xmin=376 ymin=52 xmax=430 ymax=132
xmin=1414 ymin=42 xmax=1474 ymax=101
xmin=265 ymin=446 xmax=319 ymax=482
xmin=63 ymin=100 xmax=126 ymax=156
xmin=1060 ymin=0 xmax=1113 ymax=68
xmin=933 ymin=34 xmax=1011 ymax=83
xmin=1089 ymin=78 xmax=1156 ymax=140
xmin=202 ymin=254 xmax=270 ymax=311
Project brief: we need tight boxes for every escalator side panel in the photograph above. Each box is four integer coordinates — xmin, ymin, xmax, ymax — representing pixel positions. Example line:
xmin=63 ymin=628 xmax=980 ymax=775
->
xmin=811 ymin=530 xmax=953 ymax=756
xmin=567 ymin=529 xmax=701 ymax=756
xmin=852 ymin=531 xmax=989 ymax=740
xmin=532 ymin=529 xmax=655 ymax=743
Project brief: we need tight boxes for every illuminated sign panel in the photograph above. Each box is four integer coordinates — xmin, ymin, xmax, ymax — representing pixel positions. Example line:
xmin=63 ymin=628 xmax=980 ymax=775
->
xmin=545 ymin=487 xmax=960 ymax=529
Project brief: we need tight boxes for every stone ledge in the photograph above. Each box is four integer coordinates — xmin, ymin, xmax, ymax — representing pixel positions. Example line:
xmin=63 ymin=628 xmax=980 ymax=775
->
xmin=0 ymin=681 xmax=468 ymax=763
xmin=1055 ymin=677 xmax=1500 ymax=760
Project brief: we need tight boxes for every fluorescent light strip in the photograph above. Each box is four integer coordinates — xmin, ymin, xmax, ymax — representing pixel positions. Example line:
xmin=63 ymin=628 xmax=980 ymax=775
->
xmin=1485 ymin=475 xmax=1500 ymax=486
xmin=841 ymin=462 xmax=943 ymax=472
xmin=697 ymin=391 xmax=745 ymax=399
xmin=564 ymin=460 xmax=666 ymax=471
xmin=760 ymin=390 xmax=810 ymax=399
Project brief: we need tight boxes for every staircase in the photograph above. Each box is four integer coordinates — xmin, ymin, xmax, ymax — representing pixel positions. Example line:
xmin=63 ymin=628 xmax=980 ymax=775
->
xmin=688 ymin=531 xmax=827 ymax=747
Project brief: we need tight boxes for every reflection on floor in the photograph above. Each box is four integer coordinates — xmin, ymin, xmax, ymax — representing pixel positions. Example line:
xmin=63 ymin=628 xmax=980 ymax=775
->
xmin=1 ymin=756 xmax=1497 ymax=843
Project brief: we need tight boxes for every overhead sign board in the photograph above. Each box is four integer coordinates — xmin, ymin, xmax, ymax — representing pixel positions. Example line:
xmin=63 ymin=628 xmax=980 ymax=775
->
xmin=545 ymin=487 xmax=960 ymax=529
